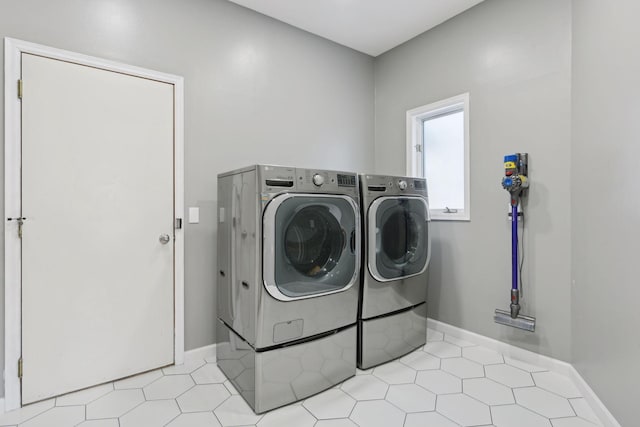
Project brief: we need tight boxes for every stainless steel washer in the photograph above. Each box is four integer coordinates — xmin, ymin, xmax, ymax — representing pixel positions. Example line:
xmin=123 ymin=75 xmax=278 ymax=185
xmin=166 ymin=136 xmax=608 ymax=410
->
xmin=358 ymin=174 xmax=432 ymax=369
xmin=216 ymin=165 xmax=361 ymax=413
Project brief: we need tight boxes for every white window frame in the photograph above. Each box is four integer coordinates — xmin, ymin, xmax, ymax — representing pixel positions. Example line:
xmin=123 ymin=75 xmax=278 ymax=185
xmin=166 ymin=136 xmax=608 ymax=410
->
xmin=406 ymin=93 xmax=470 ymax=221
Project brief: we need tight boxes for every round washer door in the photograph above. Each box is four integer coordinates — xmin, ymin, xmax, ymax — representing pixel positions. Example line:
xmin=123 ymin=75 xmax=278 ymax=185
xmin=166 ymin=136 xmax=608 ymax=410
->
xmin=368 ymin=196 xmax=430 ymax=282
xmin=263 ymin=193 xmax=360 ymax=301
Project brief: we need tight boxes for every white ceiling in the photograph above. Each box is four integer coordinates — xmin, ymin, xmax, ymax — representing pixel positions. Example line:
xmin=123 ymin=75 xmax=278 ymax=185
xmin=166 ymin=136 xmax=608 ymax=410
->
xmin=228 ymin=0 xmax=485 ymax=57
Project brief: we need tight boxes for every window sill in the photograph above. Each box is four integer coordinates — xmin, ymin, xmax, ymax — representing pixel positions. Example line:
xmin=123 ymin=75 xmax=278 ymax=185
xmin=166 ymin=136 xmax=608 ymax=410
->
xmin=430 ymin=213 xmax=470 ymax=221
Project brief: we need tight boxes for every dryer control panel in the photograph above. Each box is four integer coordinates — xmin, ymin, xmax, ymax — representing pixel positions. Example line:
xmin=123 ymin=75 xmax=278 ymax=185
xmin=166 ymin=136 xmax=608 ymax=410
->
xmin=362 ymin=175 xmax=428 ymax=197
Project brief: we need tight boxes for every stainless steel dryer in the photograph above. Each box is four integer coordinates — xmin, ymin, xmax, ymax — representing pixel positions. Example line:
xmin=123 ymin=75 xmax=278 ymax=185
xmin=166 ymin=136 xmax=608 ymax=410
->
xmin=358 ymin=174 xmax=431 ymax=369
xmin=216 ymin=165 xmax=361 ymax=413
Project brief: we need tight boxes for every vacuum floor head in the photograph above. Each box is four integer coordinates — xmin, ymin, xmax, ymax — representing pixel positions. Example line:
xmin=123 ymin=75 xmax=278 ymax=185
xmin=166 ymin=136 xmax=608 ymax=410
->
xmin=494 ymin=309 xmax=536 ymax=332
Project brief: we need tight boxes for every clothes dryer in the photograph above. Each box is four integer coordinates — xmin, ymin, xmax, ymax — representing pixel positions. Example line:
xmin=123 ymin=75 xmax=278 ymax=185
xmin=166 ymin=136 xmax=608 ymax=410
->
xmin=216 ymin=165 xmax=361 ymax=413
xmin=358 ymin=174 xmax=431 ymax=369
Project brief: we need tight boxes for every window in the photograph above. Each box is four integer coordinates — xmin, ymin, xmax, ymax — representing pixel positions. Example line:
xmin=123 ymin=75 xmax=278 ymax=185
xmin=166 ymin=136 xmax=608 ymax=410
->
xmin=406 ymin=93 xmax=470 ymax=221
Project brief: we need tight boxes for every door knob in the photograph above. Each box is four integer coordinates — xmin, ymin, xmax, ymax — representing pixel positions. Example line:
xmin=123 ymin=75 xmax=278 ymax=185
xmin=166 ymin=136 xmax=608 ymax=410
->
xmin=159 ymin=234 xmax=171 ymax=244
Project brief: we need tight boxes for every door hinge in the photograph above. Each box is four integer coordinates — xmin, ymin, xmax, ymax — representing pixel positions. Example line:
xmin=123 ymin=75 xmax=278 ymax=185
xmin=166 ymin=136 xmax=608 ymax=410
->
xmin=17 ymin=79 xmax=23 ymax=100
xmin=8 ymin=217 xmax=26 ymax=238
xmin=415 ymin=144 xmax=422 ymax=153
xmin=18 ymin=357 xmax=23 ymax=378
xmin=175 ymin=218 xmax=183 ymax=229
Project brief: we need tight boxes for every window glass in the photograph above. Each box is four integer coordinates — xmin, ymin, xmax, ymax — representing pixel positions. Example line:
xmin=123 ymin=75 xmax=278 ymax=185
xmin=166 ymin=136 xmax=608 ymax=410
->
xmin=406 ymin=93 xmax=469 ymax=220
xmin=423 ymin=110 xmax=465 ymax=211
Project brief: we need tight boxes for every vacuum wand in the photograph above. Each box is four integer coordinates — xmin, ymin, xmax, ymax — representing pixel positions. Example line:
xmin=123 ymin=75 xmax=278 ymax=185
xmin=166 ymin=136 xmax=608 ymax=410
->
xmin=510 ymin=203 xmax=519 ymax=318
xmin=494 ymin=153 xmax=536 ymax=332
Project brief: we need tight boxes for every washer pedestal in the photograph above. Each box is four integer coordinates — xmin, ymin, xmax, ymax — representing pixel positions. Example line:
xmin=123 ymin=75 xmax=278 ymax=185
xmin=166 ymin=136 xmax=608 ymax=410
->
xmin=357 ymin=302 xmax=427 ymax=370
xmin=217 ymin=321 xmax=356 ymax=414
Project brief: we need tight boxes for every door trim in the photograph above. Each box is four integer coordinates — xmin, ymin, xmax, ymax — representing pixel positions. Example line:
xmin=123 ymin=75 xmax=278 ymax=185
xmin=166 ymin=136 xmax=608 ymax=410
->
xmin=3 ymin=37 xmax=185 ymax=411
xmin=367 ymin=195 xmax=431 ymax=282
xmin=262 ymin=193 xmax=361 ymax=302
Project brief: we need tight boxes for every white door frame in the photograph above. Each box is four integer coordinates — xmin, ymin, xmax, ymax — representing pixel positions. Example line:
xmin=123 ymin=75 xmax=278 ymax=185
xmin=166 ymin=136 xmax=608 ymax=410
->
xmin=3 ymin=38 xmax=185 ymax=411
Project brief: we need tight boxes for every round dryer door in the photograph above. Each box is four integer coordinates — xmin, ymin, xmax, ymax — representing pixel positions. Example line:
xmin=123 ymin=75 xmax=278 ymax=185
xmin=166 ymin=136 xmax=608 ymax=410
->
xmin=263 ymin=194 xmax=360 ymax=301
xmin=368 ymin=196 xmax=430 ymax=282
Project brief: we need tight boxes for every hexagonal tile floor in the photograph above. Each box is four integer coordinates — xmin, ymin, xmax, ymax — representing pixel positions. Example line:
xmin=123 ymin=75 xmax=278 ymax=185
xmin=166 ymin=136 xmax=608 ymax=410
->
xmin=0 ymin=329 xmax=604 ymax=426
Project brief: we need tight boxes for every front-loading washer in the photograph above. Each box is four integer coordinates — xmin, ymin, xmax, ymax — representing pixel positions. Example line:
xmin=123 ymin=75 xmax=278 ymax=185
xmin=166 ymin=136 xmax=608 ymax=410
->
xmin=358 ymin=174 xmax=432 ymax=369
xmin=216 ymin=165 xmax=361 ymax=413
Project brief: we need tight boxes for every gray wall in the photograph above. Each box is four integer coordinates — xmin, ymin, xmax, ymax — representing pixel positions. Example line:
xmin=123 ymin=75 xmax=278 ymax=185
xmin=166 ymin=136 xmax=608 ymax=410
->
xmin=374 ymin=0 xmax=573 ymax=360
xmin=571 ymin=0 xmax=640 ymax=424
xmin=0 ymin=0 xmax=374 ymax=395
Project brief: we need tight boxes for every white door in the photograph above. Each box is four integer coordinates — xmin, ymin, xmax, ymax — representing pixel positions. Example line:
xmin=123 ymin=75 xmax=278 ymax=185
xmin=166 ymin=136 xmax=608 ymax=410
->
xmin=20 ymin=53 xmax=175 ymax=404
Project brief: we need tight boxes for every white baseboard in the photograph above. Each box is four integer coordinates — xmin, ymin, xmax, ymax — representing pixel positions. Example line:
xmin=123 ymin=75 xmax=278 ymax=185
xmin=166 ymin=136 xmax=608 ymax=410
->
xmin=183 ymin=343 xmax=216 ymax=363
xmin=427 ymin=318 xmax=621 ymax=427
xmin=0 ymin=398 xmax=4 ymax=416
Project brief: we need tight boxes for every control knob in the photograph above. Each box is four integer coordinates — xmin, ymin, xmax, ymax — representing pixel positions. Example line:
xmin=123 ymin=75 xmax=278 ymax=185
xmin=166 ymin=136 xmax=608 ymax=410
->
xmin=398 ymin=180 xmax=408 ymax=190
xmin=312 ymin=174 xmax=325 ymax=186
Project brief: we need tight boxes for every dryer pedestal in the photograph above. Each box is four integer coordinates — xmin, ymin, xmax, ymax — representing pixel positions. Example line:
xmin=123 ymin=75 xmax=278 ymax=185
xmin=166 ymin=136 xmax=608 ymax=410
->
xmin=216 ymin=320 xmax=356 ymax=414
xmin=357 ymin=302 xmax=427 ymax=370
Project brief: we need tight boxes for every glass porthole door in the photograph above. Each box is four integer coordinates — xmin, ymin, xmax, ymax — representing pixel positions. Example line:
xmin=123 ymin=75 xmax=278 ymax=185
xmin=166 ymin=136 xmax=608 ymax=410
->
xmin=263 ymin=194 xmax=360 ymax=301
xmin=368 ymin=196 xmax=430 ymax=282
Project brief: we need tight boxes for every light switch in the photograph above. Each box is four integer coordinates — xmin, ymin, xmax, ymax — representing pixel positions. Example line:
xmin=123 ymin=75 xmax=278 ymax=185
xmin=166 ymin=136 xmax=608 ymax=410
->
xmin=189 ymin=207 xmax=200 ymax=224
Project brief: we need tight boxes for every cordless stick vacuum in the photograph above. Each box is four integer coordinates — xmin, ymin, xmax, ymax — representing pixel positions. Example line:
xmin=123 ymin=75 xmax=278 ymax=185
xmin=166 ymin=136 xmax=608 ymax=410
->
xmin=494 ymin=153 xmax=536 ymax=332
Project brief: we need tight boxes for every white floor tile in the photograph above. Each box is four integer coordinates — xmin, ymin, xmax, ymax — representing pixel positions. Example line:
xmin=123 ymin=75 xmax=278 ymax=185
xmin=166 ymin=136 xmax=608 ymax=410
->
xmin=492 ymin=404 xmax=552 ymax=427
xmin=444 ymin=334 xmax=476 ymax=347
xmin=355 ymin=367 xmax=373 ymax=375
xmin=176 ymin=384 xmax=230 ymax=413
xmin=349 ymin=400 xmax=405 ymax=427
xmin=4 ymin=335 xmax=605 ymax=427
xmin=120 ymin=400 xmax=181 ymax=427
xmin=257 ymin=404 xmax=315 ymax=427
xmin=303 ymin=389 xmax=355 ymax=419
xmin=436 ymin=393 xmax=492 ymax=426
xmin=314 ymin=419 xmax=358 ymax=427
xmin=192 ymin=363 xmax=227 ymax=384
xmin=56 ymin=383 xmax=113 ymax=406
xmin=20 ymin=406 xmax=84 ymax=427
xmin=415 ymin=370 xmax=462 ymax=394
xmin=143 ymin=374 xmax=195 ymax=400
xmin=533 ymin=371 xmax=582 ymax=398
xmin=385 ymin=383 xmax=436 ymax=412
xmin=86 ymin=389 xmax=144 ymax=419
xmin=424 ymin=341 xmax=462 ymax=358
xmin=114 ymin=369 xmax=163 ymax=389
xmin=163 ymin=358 xmax=206 ymax=375
xmin=405 ymin=411 xmax=459 ymax=427
xmin=551 ymin=417 xmax=600 ymax=427
xmin=486 ymin=363 xmax=535 ymax=387
xmin=214 ymin=395 xmax=262 ymax=426
xmin=504 ymin=356 xmax=548 ymax=373
xmin=427 ymin=328 xmax=444 ymax=341
xmin=441 ymin=357 xmax=484 ymax=378
xmin=77 ymin=420 xmax=119 ymax=427
xmin=463 ymin=378 xmax=515 ymax=405
xmin=462 ymin=346 xmax=504 ymax=365
xmin=400 ymin=350 xmax=440 ymax=370
xmin=341 ymin=374 xmax=388 ymax=400
xmin=223 ymin=380 xmax=239 ymax=395
xmin=0 ymin=399 xmax=54 ymax=425
xmin=569 ymin=398 xmax=602 ymax=425
xmin=166 ymin=412 xmax=222 ymax=427
xmin=515 ymin=387 xmax=575 ymax=418
xmin=372 ymin=361 xmax=417 ymax=384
